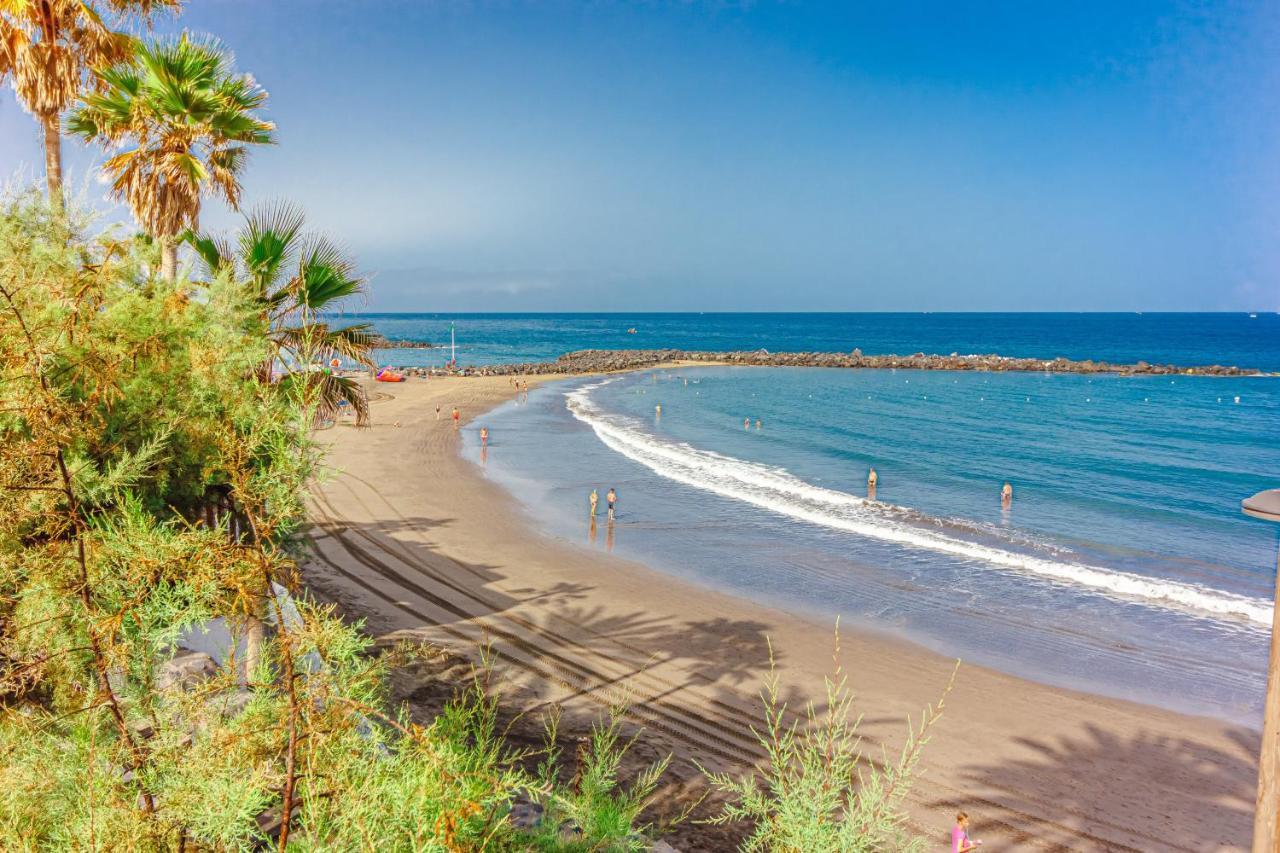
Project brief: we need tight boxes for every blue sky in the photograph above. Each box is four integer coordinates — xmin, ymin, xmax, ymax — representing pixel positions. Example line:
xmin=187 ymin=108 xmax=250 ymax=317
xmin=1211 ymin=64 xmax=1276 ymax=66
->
xmin=2 ymin=0 xmax=1278 ymax=311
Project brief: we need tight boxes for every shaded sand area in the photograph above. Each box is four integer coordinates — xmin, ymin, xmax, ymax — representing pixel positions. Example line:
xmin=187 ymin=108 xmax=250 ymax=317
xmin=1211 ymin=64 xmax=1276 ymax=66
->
xmin=304 ymin=373 xmax=1259 ymax=851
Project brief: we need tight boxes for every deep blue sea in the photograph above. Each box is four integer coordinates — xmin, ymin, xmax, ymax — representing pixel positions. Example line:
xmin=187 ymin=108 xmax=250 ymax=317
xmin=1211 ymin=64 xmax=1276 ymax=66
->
xmin=361 ymin=313 xmax=1280 ymax=724
xmin=359 ymin=312 xmax=1280 ymax=372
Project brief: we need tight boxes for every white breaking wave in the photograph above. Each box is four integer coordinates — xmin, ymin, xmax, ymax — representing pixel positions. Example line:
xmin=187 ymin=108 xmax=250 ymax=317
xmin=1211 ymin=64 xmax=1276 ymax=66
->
xmin=565 ymin=379 xmax=1272 ymax=628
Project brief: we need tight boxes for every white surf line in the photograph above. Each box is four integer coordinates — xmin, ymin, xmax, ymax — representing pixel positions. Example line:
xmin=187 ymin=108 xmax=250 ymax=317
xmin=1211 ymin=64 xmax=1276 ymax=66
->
xmin=565 ymin=378 xmax=1272 ymax=628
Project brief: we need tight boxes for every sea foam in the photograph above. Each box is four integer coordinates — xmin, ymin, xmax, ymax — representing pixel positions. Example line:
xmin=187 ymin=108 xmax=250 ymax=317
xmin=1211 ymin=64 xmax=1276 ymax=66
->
xmin=566 ymin=379 xmax=1272 ymax=627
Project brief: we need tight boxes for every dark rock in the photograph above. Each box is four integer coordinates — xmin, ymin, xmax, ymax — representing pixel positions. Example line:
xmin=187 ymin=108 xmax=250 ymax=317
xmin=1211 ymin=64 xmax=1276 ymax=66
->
xmin=155 ymin=651 xmax=217 ymax=692
xmin=507 ymin=798 xmax=545 ymax=831
xmin=372 ymin=336 xmax=434 ymax=349
xmin=558 ymin=819 xmax=583 ymax=841
xmin=429 ymin=348 xmax=1267 ymax=378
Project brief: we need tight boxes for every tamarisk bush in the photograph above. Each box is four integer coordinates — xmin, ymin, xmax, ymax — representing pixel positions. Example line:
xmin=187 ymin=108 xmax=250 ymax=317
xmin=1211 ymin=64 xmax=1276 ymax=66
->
xmin=0 ymin=190 xmax=686 ymax=851
xmin=701 ymin=633 xmax=955 ymax=852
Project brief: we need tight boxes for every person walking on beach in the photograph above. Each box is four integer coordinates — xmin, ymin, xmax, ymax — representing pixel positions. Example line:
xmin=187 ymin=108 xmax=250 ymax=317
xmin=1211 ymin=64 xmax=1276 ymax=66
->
xmin=1001 ymin=482 xmax=1013 ymax=507
xmin=606 ymin=487 xmax=617 ymax=521
xmin=589 ymin=489 xmax=598 ymax=517
xmin=451 ymin=407 xmax=460 ymax=429
xmin=952 ymin=812 xmax=982 ymax=852
xmin=435 ymin=404 xmax=441 ymax=420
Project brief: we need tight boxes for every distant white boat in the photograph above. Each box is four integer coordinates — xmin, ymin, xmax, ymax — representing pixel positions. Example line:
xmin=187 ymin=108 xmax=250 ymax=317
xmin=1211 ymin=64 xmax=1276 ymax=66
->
xmin=1250 ymin=313 xmax=1258 ymax=318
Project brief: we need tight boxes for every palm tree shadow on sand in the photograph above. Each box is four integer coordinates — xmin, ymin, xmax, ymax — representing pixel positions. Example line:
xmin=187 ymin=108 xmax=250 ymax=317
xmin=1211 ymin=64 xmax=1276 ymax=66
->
xmin=928 ymin=722 xmax=1258 ymax=851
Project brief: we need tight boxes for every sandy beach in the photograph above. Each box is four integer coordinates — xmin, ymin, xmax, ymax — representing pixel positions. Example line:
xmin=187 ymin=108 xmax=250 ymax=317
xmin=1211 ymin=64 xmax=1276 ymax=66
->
xmin=304 ymin=373 xmax=1260 ymax=851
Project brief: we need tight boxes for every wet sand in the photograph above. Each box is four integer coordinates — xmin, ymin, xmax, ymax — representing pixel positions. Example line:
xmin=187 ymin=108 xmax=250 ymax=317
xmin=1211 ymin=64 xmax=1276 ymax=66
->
xmin=305 ymin=373 xmax=1259 ymax=851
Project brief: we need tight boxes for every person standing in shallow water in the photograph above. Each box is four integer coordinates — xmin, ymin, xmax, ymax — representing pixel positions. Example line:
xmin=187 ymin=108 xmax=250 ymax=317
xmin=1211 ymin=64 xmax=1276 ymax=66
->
xmin=480 ymin=427 xmax=488 ymax=447
xmin=606 ymin=487 xmax=617 ymax=521
xmin=1001 ymin=482 xmax=1013 ymax=507
xmin=867 ymin=467 xmax=878 ymax=500
xmin=589 ymin=489 xmax=598 ymax=517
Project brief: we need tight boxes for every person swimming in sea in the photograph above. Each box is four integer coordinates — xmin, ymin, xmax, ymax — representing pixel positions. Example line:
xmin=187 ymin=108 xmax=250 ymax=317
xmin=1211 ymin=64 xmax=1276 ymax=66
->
xmin=606 ymin=487 xmax=617 ymax=521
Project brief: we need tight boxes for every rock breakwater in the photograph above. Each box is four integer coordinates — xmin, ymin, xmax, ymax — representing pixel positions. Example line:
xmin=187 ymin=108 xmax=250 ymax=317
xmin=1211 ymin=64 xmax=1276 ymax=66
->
xmin=375 ymin=347 xmax=1268 ymax=378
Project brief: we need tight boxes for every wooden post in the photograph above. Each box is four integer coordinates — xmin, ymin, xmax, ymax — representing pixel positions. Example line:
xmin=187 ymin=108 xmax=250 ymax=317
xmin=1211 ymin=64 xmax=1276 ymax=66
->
xmin=1242 ymin=490 xmax=1280 ymax=853
xmin=1255 ymin=544 xmax=1280 ymax=853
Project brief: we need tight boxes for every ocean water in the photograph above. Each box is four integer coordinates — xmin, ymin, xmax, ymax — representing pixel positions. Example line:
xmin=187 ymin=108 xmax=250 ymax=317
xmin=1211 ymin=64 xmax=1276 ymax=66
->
xmin=459 ymin=363 xmax=1280 ymax=725
xmin=360 ymin=312 xmax=1280 ymax=372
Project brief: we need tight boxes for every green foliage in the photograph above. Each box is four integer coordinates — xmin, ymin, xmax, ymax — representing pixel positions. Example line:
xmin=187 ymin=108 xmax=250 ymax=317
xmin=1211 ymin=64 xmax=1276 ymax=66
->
xmin=702 ymin=636 xmax=953 ymax=852
xmin=66 ymin=32 xmax=275 ymax=242
xmin=525 ymin=705 xmax=674 ymax=852
xmin=185 ymin=200 xmax=377 ymax=425
xmin=0 ymin=189 xmax=677 ymax=852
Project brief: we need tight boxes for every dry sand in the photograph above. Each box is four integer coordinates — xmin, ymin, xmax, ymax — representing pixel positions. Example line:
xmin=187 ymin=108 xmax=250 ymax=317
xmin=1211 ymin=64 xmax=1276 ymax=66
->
xmin=304 ymin=373 xmax=1259 ymax=851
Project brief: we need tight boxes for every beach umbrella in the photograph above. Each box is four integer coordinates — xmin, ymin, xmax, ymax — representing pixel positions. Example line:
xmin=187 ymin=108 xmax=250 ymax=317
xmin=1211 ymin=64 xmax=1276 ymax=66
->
xmin=1242 ymin=488 xmax=1280 ymax=852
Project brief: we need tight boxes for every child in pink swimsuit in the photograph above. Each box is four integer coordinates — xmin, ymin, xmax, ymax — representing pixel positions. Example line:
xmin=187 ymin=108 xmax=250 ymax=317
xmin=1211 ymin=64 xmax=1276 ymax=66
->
xmin=952 ymin=812 xmax=982 ymax=852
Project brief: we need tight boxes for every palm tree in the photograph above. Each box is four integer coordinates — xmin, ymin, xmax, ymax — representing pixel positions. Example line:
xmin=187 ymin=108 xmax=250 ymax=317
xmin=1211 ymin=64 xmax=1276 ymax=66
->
xmin=0 ymin=0 xmax=177 ymax=206
xmin=185 ymin=201 xmax=378 ymax=426
xmin=67 ymin=32 xmax=273 ymax=279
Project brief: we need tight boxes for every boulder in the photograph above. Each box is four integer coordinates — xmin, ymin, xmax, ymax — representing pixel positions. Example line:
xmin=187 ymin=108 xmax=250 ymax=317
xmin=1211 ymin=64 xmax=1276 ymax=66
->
xmin=558 ymin=819 xmax=583 ymax=842
xmin=507 ymin=799 xmax=544 ymax=831
xmin=155 ymin=650 xmax=217 ymax=692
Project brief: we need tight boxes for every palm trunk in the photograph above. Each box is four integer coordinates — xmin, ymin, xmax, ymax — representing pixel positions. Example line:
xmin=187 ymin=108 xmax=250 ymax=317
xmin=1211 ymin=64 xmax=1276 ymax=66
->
xmin=42 ymin=113 xmax=63 ymax=211
xmin=160 ymin=239 xmax=178 ymax=281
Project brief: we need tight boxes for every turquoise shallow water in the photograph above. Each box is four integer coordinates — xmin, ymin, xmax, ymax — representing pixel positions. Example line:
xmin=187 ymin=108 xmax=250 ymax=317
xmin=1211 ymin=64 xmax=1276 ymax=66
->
xmin=466 ymin=365 xmax=1279 ymax=726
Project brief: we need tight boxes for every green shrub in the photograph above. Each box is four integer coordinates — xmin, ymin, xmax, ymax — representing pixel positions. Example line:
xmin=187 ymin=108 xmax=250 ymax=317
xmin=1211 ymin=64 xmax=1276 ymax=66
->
xmin=521 ymin=704 xmax=676 ymax=852
xmin=702 ymin=634 xmax=955 ymax=852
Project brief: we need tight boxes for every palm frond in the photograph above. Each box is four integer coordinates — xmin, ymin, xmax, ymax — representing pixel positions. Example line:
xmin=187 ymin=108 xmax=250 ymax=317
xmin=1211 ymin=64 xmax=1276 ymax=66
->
xmin=180 ymin=228 xmax=233 ymax=278
xmin=67 ymin=29 xmax=272 ymax=248
xmin=279 ymin=370 xmax=370 ymax=427
xmin=291 ymin=234 xmax=365 ymax=312
xmin=274 ymin=321 xmax=377 ymax=369
xmin=240 ymin=200 xmax=305 ymax=294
